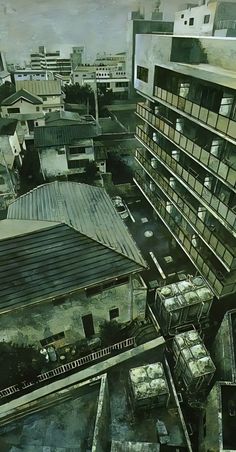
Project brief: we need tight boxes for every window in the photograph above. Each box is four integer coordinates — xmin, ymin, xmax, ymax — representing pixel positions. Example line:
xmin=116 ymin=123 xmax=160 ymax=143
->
xmin=69 ymin=146 xmax=86 ymax=155
xmin=42 ymin=96 xmax=47 ymax=101
xmin=184 ymin=20 xmax=187 ymax=25
xmin=204 ymin=14 xmax=210 ymax=24
xmin=36 ymin=107 xmax=40 ymax=111
xmin=137 ymin=65 xmax=149 ymax=83
xmin=20 ymin=120 xmax=25 ymax=125
xmin=40 ymin=331 xmax=65 ymax=347
xmin=0 ymin=176 xmax=5 ymax=185
xmin=189 ymin=18 xmax=194 ymax=25
xmin=181 ymin=14 xmax=184 ymax=18
xmin=57 ymin=149 xmax=65 ymax=155
xmin=115 ymin=82 xmax=128 ymax=88
xmin=67 ymin=158 xmax=89 ymax=169
xmin=109 ymin=307 xmax=119 ymax=320
xmin=7 ymin=107 xmax=20 ymax=113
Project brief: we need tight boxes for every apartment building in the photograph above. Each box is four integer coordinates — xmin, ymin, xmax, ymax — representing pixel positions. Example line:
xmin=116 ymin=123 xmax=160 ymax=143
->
xmin=30 ymin=46 xmax=71 ymax=75
xmin=174 ymin=0 xmax=236 ymax=37
xmin=133 ymin=34 xmax=236 ymax=299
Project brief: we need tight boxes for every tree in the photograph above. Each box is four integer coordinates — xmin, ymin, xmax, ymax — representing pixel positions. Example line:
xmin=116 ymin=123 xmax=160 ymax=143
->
xmin=99 ymin=320 xmax=124 ymax=346
xmin=0 ymin=81 xmax=15 ymax=104
xmin=84 ymin=160 xmax=98 ymax=183
xmin=0 ymin=342 xmax=45 ymax=389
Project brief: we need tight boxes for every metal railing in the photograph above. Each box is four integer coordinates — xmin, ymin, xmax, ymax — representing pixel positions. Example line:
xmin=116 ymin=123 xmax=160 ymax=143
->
xmin=0 ymin=337 xmax=136 ymax=400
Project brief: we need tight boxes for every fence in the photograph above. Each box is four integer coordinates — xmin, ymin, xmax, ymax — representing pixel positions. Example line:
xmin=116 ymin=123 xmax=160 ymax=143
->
xmin=0 ymin=337 xmax=136 ymax=400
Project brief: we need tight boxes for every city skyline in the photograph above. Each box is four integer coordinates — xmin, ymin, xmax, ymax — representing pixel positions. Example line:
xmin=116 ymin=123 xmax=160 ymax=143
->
xmin=0 ymin=0 xmax=190 ymax=64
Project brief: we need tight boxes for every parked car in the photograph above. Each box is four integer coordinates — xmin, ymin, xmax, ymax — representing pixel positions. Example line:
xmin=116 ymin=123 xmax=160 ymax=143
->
xmin=111 ymin=196 xmax=129 ymax=220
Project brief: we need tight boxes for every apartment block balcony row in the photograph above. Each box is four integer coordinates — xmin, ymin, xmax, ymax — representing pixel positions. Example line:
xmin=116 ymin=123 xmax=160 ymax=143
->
xmin=153 ymin=69 xmax=236 ymax=141
xmin=135 ymin=148 xmax=236 ymax=272
xmin=134 ymin=172 xmax=236 ymax=298
xmin=135 ymin=125 xmax=236 ymax=237
xmin=136 ymin=102 xmax=236 ymax=192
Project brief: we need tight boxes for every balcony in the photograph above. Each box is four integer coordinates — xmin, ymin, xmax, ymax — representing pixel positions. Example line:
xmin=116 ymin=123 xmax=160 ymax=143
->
xmin=137 ymin=102 xmax=236 ymax=191
xmin=154 ymin=86 xmax=236 ymax=142
xmin=133 ymin=172 xmax=226 ymax=298
xmin=135 ymin=148 xmax=236 ymax=271
xmin=135 ymin=112 xmax=236 ymax=236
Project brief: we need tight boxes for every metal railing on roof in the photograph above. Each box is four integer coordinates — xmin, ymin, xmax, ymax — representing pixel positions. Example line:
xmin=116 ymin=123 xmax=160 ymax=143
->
xmin=0 ymin=337 xmax=136 ymax=400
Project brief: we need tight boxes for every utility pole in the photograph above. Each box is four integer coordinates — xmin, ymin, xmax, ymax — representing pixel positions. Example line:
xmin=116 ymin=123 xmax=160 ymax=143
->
xmin=93 ymin=73 xmax=99 ymax=123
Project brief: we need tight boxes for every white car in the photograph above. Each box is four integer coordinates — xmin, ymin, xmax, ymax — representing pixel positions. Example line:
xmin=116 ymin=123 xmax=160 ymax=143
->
xmin=111 ymin=196 xmax=129 ymax=220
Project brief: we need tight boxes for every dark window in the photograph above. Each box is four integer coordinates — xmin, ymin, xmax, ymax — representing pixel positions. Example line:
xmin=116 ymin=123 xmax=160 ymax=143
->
xmin=36 ymin=107 xmax=40 ymax=112
xmin=57 ymin=149 xmax=65 ymax=155
xmin=184 ymin=20 xmax=187 ymax=25
xmin=40 ymin=331 xmax=65 ymax=347
xmin=7 ymin=107 xmax=20 ymax=113
xmin=20 ymin=120 xmax=25 ymax=125
xmin=68 ymin=158 xmax=89 ymax=169
xmin=69 ymin=146 xmax=86 ymax=155
xmin=189 ymin=18 xmax=194 ymax=25
xmin=137 ymin=65 xmax=149 ymax=83
xmin=42 ymin=96 xmax=47 ymax=101
xmin=181 ymin=14 xmax=184 ymax=18
xmin=109 ymin=307 xmax=119 ymax=320
xmin=115 ymin=82 xmax=128 ymax=88
xmin=204 ymin=14 xmax=210 ymax=24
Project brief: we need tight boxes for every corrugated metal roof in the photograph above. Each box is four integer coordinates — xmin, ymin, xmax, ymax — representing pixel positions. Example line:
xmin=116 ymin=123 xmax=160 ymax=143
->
xmin=8 ymin=181 xmax=146 ymax=268
xmin=34 ymin=123 xmax=101 ymax=147
xmin=1 ymin=89 xmax=43 ymax=106
xmin=0 ymin=223 xmax=141 ymax=311
xmin=15 ymin=80 xmax=62 ymax=96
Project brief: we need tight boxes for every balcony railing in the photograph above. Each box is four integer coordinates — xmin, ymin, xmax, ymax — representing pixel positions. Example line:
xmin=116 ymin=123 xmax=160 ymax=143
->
xmin=136 ymin=113 xmax=236 ymax=236
xmin=215 ymin=20 xmax=236 ymax=30
xmin=134 ymin=172 xmax=225 ymax=298
xmin=0 ymin=337 xmax=136 ymax=401
xmin=154 ymin=86 xmax=236 ymax=142
xmin=136 ymin=148 xmax=236 ymax=271
xmin=137 ymin=102 xmax=236 ymax=192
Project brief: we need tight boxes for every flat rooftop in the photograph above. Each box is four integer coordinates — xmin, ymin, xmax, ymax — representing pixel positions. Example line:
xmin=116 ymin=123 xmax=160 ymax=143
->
xmin=221 ymin=384 xmax=236 ymax=450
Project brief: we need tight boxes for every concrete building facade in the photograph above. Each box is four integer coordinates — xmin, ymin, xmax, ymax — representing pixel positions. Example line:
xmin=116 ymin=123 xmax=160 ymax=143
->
xmin=174 ymin=0 xmax=236 ymax=37
xmin=133 ymin=34 xmax=236 ymax=299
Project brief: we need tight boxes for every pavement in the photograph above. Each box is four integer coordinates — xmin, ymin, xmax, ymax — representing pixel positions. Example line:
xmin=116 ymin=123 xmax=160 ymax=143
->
xmin=123 ymin=195 xmax=196 ymax=289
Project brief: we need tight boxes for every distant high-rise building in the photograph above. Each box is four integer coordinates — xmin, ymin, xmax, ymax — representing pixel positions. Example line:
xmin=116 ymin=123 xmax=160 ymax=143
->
xmin=30 ymin=46 xmax=71 ymax=75
xmin=70 ymin=46 xmax=84 ymax=70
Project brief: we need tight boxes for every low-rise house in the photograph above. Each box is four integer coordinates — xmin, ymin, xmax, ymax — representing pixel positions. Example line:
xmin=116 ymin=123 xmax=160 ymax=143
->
xmin=15 ymin=80 xmax=64 ymax=112
xmin=0 ymin=118 xmax=22 ymax=169
xmin=1 ymin=89 xmax=44 ymax=116
xmin=3 ymin=181 xmax=147 ymax=346
xmin=34 ymin=116 xmax=102 ymax=179
xmin=13 ymin=69 xmax=53 ymax=82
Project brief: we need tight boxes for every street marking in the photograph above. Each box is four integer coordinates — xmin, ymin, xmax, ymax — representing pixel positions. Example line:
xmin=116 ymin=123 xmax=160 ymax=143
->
xmin=149 ymin=251 xmax=166 ymax=280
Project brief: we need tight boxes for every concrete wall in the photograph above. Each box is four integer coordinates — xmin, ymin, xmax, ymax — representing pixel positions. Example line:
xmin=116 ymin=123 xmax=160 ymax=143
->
xmin=174 ymin=2 xmax=217 ymax=36
xmin=211 ymin=314 xmax=235 ymax=381
xmin=134 ymin=34 xmax=173 ymax=99
xmin=1 ymin=100 xmax=43 ymax=115
xmin=0 ymin=276 xmax=147 ymax=346
xmin=40 ymin=143 xmax=95 ymax=178
xmin=0 ymin=136 xmax=16 ymax=168
xmin=41 ymin=95 xmax=63 ymax=112
xmin=199 ymin=383 xmax=220 ymax=452
xmin=92 ymin=374 xmax=110 ymax=452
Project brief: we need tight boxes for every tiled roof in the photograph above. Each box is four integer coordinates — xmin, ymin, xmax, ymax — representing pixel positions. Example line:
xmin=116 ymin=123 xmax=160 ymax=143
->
xmin=1 ymin=89 xmax=43 ymax=106
xmin=0 ymin=222 xmax=142 ymax=310
xmin=34 ymin=122 xmax=101 ymax=147
xmin=15 ymin=80 xmax=62 ymax=96
xmin=0 ymin=118 xmax=17 ymax=135
xmin=8 ymin=181 xmax=147 ymax=268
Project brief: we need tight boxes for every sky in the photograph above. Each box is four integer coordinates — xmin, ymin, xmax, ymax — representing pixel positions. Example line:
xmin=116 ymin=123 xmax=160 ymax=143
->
xmin=0 ymin=0 xmax=193 ymax=64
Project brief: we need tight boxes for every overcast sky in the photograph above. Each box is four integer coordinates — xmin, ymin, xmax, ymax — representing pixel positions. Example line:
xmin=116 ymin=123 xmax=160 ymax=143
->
xmin=0 ymin=0 xmax=193 ymax=64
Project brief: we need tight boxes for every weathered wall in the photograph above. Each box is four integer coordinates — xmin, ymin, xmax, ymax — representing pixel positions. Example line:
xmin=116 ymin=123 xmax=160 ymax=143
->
xmin=92 ymin=374 xmax=110 ymax=452
xmin=0 ymin=276 xmax=147 ymax=346
xmin=199 ymin=383 xmax=220 ymax=452
xmin=174 ymin=2 xmax=217 ymax=36
xmin=211 ymin=314 xmax=234 ymax=381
